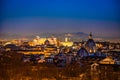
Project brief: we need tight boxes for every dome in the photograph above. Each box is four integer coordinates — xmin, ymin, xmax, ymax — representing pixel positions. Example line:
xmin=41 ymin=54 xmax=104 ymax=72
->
xmin=4 ymin=44 xmax=20 ymax=50
xmin=77 ymin=47 xmax=89 ymax=57
xmin=85 ymin=32 xmax=96 ymax=53
xmin=44 ymin=39 xmax=50 ymax=45
xmin=5 ymin=44 xmax=17 ymax=48
xmin=86 ymin=39 xmax=95 ymax=48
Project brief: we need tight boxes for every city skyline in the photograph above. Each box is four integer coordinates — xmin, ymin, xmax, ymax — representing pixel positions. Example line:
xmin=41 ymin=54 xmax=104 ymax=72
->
xmin=0 ymin=0 xmax=120 ymax=39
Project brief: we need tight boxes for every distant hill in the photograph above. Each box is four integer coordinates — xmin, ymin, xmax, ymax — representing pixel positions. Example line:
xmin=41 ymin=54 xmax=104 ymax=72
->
xmin=0 ymin=32 xmax=88 ymax=41
xmin=0 ymin=32 xmax=119 ymax=42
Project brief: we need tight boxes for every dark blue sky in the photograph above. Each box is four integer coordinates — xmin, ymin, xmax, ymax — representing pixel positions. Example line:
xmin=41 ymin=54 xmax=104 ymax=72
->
xmin=0 ymin=0 xmax=120 ymax=37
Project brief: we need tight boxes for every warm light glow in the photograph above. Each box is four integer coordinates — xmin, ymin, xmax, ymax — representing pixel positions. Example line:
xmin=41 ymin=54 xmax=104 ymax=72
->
xmin=61 ymin=42 xmax=73 ymax=47
xmin=90 ymin=49 xmax=92 ymax=53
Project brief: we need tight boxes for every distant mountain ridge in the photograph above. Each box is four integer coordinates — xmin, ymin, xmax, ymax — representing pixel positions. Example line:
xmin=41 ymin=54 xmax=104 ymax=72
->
xmin=0 ymin=32 xmax=88 ymax=40
xmin=0 ymin=32 xmax=120 ymax=41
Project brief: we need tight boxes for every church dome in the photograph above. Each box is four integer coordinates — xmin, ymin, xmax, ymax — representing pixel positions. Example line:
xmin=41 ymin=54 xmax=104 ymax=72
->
xmin=85 ymin=32 xmax=96 ymax=53
xmin=86 ymin=39 xmax=95 ymax=48
xmin=4 ymin=44 xmax=20 ymax=50
xmin=44 ymin=39 xmax=50 ymax=45
xmin=77 ymin=47 xmax=89 ymax=57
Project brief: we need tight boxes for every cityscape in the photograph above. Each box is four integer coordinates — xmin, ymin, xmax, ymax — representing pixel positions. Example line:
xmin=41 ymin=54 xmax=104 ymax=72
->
xmin=0 ymin=0 xmax=120 ymax=80
xmin=0 ymin=32 xmax=120 ymax=80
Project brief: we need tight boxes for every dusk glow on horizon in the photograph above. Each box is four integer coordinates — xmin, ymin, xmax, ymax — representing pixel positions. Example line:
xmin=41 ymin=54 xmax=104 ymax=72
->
xmin=0 ymin=0 xmax=120 ymax=38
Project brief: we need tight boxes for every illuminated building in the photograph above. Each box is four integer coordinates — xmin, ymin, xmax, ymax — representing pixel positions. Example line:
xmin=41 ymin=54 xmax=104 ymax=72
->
xmin=44 ymin=39 xmax=50 ymax=46
xmin=61 ymin=37 xmax=73 ymax=47
xmin=32 ymin=36 xmax=58 ymax=46
xmin=85 ymin=32 xmax=96 ymax=53
xmin=99 ymin=57 xmax=115 ymax=64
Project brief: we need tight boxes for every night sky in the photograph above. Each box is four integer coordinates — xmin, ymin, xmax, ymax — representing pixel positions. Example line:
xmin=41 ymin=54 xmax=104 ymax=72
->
xmin=0 ymin=0 xmax=120 ymax=38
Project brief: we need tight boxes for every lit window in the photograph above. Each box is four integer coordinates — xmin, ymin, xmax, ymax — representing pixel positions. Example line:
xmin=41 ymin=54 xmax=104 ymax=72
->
xmin=90 ymin=49 xmax=92 ymax=53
